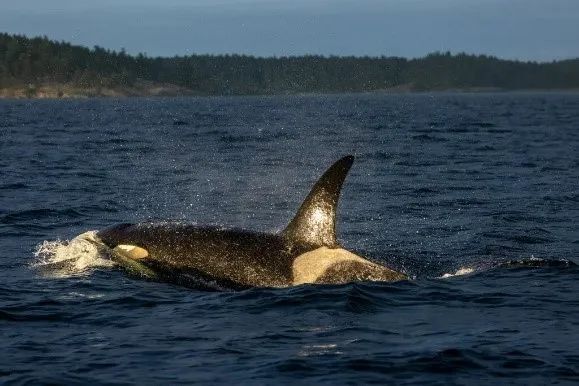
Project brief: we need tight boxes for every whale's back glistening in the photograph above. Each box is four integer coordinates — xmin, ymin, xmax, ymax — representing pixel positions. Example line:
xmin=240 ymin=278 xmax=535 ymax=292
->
xmin=95 ymin=156 xmax=407 ymax=288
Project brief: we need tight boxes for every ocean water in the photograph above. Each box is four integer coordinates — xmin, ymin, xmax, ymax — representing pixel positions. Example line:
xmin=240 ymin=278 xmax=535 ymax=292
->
xmin=1 ymin=93 xmax=578 ymax=385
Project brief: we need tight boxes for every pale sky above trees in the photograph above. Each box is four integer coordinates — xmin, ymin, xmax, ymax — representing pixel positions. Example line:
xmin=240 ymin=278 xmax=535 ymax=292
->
xmin=1 ymin=0 xmax=578 ymax=61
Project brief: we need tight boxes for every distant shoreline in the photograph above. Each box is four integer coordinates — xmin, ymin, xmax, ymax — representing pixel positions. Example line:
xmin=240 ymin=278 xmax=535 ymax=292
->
xmin=0 ymin=80 xmax=198 ymax=99
xmin=2 ymin=82 xmax=579 ymax=100
xmin=2 ymin=33 xmax=579 ymax=100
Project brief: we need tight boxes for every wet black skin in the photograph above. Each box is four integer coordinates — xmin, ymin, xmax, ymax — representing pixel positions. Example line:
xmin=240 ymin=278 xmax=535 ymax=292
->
xmin=97 ymin=222 xmax=311 ymax=288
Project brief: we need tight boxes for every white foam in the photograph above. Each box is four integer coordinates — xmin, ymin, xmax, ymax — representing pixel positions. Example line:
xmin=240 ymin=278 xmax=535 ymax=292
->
xmin=298 ymin=343 xmax=343 ymax=357
xmin=33 ymin=230 xmax=115 ymax=277
xmin=439 ymin=267 xmax=475 ymax=279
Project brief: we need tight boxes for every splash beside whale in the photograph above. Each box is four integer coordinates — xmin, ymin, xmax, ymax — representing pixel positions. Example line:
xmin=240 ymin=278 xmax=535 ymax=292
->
xmin=80 ymin=156 xmax=407 ymax=289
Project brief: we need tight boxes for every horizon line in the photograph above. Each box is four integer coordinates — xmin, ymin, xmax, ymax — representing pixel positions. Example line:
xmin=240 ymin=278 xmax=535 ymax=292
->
xmin=4 ymin=32 xmax=579 ymax=65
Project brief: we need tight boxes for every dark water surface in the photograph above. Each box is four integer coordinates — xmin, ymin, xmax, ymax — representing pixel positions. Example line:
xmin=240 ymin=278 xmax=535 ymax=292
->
xmin=1 ymin=93 xmax=578 ymax=384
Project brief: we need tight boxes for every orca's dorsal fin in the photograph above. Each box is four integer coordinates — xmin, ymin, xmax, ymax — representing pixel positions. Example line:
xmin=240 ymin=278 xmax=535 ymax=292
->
xmin=282 ymin=155 xmax=354 ymax=248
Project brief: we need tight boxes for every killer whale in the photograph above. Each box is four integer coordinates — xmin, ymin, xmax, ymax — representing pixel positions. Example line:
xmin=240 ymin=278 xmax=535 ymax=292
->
xmin=87 ymin=156 xmax=407 ymax=288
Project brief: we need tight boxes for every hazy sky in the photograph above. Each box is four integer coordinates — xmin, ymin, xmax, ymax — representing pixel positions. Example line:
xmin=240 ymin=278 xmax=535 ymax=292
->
xmin=1 ymin=0 xmax=578 ymax=61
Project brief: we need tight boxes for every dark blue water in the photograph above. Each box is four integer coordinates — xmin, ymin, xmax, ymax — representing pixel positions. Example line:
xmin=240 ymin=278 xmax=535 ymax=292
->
xmin=1 ymin=93 xmax=578 ymax=385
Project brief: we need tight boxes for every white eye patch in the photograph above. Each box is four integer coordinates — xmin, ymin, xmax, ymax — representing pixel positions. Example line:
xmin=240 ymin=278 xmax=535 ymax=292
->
xmin=113 ymin=244 xmax=149 ymax=260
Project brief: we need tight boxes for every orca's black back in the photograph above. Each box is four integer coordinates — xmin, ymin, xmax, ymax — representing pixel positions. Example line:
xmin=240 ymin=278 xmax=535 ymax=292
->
xmin=98 ymin=223 xmax=303 ymax=287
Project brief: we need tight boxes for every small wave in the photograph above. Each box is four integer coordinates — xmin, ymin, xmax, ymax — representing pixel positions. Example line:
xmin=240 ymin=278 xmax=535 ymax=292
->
xmin=497 ymin=256 xmax=576 ymax=269
xmin=472 ymin=121 xmax=496 ymax=128
xmin=220 ymin=134 xmax=255 ymax=143
xmin=439 ymin=267 xmax=476 ymax=279
xmin=439 ymin=257 xmax=576 ymax=280
xmin=0 ymin=208 xmax=83 ymax=224
xmin=412 ymin=187 xmax=439 ymax=194
xmin=33 ymin=231 xmax=114 ymax=277
xmin=411 ymin=134 xmax=448 ymax=142
xmin=0 ymin=182 xmax=28 ymax=190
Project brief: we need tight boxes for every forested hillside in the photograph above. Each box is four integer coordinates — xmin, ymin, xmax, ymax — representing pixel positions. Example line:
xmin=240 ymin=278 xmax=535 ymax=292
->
xmin=1 ymin=33 xmax=578 ymax=97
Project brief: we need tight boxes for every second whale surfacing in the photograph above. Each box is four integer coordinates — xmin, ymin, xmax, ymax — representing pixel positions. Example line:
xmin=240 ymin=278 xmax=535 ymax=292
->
xmin=83 ymin=156 xmax=407 ymax=289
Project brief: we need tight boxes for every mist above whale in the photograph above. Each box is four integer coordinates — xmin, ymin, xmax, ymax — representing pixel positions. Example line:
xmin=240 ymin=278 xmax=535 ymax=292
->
xmin=89 ymin=156 xmax=406 ymax=288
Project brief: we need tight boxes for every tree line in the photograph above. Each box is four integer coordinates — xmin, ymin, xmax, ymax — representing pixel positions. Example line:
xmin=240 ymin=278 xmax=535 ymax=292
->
xmin=1 ymin=32 xmax=578 ymax=95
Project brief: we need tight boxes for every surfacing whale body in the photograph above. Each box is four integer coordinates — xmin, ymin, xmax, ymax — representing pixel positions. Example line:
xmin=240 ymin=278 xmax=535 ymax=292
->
xmin=86 ymin=156 xmax=407 ymax=289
